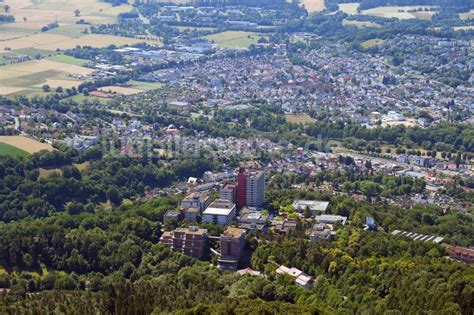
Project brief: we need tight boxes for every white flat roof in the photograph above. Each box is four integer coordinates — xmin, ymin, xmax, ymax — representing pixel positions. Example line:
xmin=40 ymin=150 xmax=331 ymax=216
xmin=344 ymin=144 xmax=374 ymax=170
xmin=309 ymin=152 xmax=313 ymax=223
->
xmin=203 ymin=207 xmax=234 ymax=216
xmin=292 ymin=200 xmax=329 ymax=211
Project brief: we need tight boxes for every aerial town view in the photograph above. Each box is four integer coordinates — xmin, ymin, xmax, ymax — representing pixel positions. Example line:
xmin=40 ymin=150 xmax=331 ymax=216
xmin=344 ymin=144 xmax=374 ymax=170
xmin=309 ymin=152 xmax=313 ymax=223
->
xmin=0 ymin=0 xmax=472 ymax=313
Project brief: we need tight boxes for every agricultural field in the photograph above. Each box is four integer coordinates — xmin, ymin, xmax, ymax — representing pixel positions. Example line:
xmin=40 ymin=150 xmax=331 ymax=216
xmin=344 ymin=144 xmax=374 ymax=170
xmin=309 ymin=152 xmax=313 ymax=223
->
xmin=47 ymin=54 xmax=89 ymax=66
xmin=1 ymin=0 xmax=132 ymax=33
xmin=93 ymin=80 xmax=164 ymax=97
xmin=0 ymin=33 xmax=152 ymax=51
xmin=342 ymin=19 xmax=381 ymax=28
xmin=361 ymin=6 xmax=438 ymax=20
xmin=0 ymin=0 xmax=151 ymax=54
xmin=453 ymin=26 xmax=474 ymax=31
xmin=285 ymin=113 xmax=316 ymax=124
xmin=0 ymin=136 xmax=53 ymax=154
xmin=0 ymin=142 xmax=30 ymax=158
xmin=203 ymin=31 xmax=264 ymax=49
xmin=459 ymin=10 xmax=474 ymax=20
xmin=0 ymin=59 xmax=93 ymax=96
xmin=338 ymin=3 xmax=360 ymax=15
xmin=361 ymin=38 xmax=385 ymax=48
xmin=299 ymin=0 xmax=326 ymax=13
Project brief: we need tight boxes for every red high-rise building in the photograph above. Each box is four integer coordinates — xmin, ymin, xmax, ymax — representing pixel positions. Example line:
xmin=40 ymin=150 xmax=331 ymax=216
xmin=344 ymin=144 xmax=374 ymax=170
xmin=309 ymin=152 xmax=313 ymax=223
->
xmin=236 ymin=168 xmax=247 ymax=208
xmin=235 ymin=167 xmax=265 ymax=209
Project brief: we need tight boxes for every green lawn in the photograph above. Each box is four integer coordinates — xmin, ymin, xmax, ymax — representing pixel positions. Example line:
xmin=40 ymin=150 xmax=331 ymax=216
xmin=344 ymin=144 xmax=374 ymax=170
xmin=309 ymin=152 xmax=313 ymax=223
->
xmin=203 ymin=31 xmax=264 ymax=49
xmin=0 ymin=142 xmax=30 ymax=158
xmin=127 ymin=80 xmax=164 ymax=91
xmin=47 ymin=54 xmax=89 ymax=66
xmin=63 ymin=94 xmax=111 ymax=105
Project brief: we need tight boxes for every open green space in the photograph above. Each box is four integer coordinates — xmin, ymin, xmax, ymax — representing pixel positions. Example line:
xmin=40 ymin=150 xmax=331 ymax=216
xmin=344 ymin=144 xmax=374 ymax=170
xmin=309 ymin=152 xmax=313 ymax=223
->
xmin=203 ymin=31 xmax=264 ymax=49
xmin=47 ymin=54 xmax=89 ymax=66
xmin=63 ymin=94 xmax=111 ymax=105
xmin=0 ymin=142 xmax=30 ymax=158
xmin=127 ymin=80 xmax=164 ymax=91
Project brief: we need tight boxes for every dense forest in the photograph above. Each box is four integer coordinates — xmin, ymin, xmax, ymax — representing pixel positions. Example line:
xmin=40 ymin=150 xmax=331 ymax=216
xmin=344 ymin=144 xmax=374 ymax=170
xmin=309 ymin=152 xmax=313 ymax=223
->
xmin=0 ymin=207 xmax=472 ymax=313
xmin=0 ymin=150 xmax=472 ymax=313
xmin=0 ymin=153 xmax=218 ymax=222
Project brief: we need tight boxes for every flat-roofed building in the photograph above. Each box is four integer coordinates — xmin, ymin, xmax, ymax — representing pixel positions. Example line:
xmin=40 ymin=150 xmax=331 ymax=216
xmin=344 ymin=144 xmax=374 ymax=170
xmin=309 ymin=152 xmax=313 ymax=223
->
xmin=202 ymin=199 xmax=236 ymax=226
xmin=449 ymin=246 xmax=474 ymax=264
xmin=220 ymin=183 xmax=236 ymax=203
xmin=310 ymin=223 xmax=336 ymax=242
xmin=238 ymin=207 xmax=269 ymax=231
xmin=245 ymin=170 xmax=265 ymax=208
xmin=164 ymin=210 xmax=181 ymax=224
xmin=276 ymin=265 xmax=313 ymax=289
xmin=273 ymin=218 xmax=298 ymax=235
xmin=218 ymin=227 xmax=246 ymax=270
xmin=184 ymin=207 xmax=200 ymax=222
xmin=181 ymin=192 xmax=211 ymax=211
xmin=292 ymin=200 xmax=329 ymax=217
xmin=236 ymin=168 xmax=265 ymax=209
xmin=160 ymin=226 xmax=208 ymax=259
xmin=315 ymin=214 xmax=347 ymax=226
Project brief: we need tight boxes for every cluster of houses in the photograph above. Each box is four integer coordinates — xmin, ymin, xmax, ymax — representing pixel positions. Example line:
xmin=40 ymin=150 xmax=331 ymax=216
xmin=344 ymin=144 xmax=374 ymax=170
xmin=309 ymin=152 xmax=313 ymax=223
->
xmin=298 ymin=39 xmax=473 ymax=123
xmin=138 ymin=37 xmax=472 ymax=124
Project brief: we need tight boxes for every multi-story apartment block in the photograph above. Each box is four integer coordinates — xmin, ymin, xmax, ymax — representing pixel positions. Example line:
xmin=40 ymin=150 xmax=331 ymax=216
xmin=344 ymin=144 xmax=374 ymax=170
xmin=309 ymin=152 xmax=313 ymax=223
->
xmin=160 ymin=226 xmax=208 ymax=259
xmin=219 ymin=183 xmax=236 ymax=203
xmin=236 ymin=168 xmax=265 ymax=209
xmin=218 ymin=227 xmax=246 ymax=270
xmin=180 ymin=192 xmax=211 ymax=211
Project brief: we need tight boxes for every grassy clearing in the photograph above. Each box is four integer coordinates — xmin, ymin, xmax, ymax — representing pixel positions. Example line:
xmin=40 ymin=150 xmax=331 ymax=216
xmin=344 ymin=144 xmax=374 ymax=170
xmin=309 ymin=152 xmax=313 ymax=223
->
xmin=64 ymin=94 xmax=111 ymax=104
xmin=0 ymin=136 xmax=53 ymax=153
xmin=285 ymin=114 xmax=316 ymax=124
xmin=39 ymin=168 xmax=62 ymax=179
xmin=361 ymin=38 xmax=385 ymax=48
xmin=99 ymin=86 xmax=144 ymax=96
xmin=343 ymin=19 xmax=381 ymax=28
xmin=127 ymin=80 xmax=164 ymax=91
xmin=0 ymin=142 xmax=30 ymax=158
xmin=203 ymin=31 xmax=263 ymax=49
xmin=73 ymin=161 xmax=89 ymax=171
